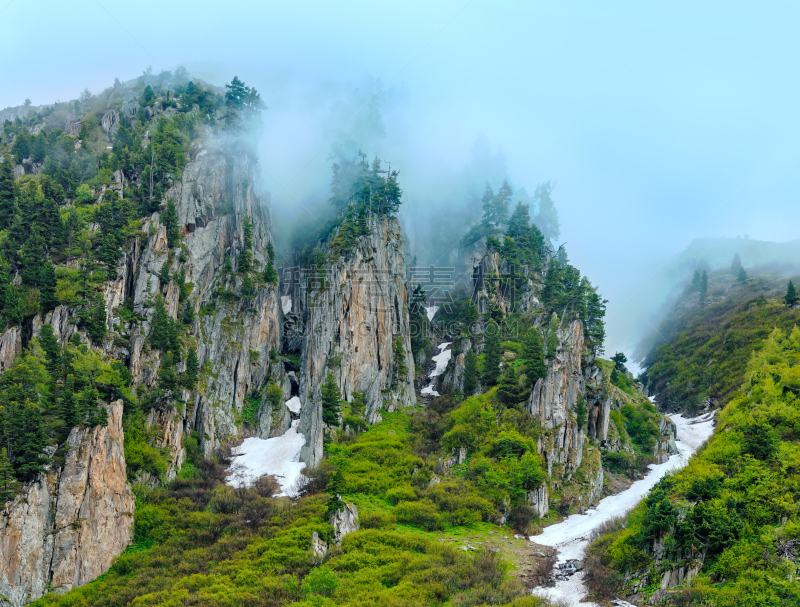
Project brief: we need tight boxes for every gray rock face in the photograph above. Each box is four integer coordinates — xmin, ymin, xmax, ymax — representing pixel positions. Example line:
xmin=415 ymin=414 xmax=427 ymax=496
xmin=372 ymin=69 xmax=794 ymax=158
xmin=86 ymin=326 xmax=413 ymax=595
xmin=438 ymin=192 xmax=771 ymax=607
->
xmin=0 ymin=327 xmax=21 ymax=372
xmin=526 ymin=484 xmax=550 ymax=518
xmin=294 ymin=216 xmax=415 ymax=467
xmin=528 ymin=319 xmax=586 ymax=478
xmin=101 ymin=110 xmax=120 ymax=133
xmin=441 ymin=340 xmax=469 ymax=394
xmin=120 ymin=101 xmax=139 ymax=119
xmin=64 ymin=121 xmax=81 ymax=137
xmin=0 ymin=400 xmax=134 ymax=606
xmin=123 ymin=135 xmax=282 ymax=461
xmin=588 ymin=464 xmax=604 ymax=503
xmin=330 ymin=502 xmax=359 ymax=546
xmin=310 ymin=531 xmax=328 ymax=563
xmin=528 ymin=319 xmax=585 ymax=431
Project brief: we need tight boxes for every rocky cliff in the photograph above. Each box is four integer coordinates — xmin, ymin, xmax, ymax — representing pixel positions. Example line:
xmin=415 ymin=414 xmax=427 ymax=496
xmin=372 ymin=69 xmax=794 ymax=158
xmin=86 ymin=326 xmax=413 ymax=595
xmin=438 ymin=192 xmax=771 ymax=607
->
xmin=0 ymin=401 xmax=134 ymax=606
xmin=454 ymin=249 xmax=679 ymax=515
xmin=290 ymin=215 xmax=415 ymax=466
xmin=128 ymin=137 xmax=282 ymax=463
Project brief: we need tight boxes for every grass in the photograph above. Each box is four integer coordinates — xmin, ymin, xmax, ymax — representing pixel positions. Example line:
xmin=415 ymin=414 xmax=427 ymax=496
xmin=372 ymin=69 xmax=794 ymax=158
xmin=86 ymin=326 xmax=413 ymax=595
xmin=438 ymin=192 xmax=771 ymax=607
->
xmin=587 ymin=327 xmax=800 ymax=606
xmin=33 ymin=408 xmax=556 ymax=607
xmin=643 ymin=273 xmax=800 ymax=412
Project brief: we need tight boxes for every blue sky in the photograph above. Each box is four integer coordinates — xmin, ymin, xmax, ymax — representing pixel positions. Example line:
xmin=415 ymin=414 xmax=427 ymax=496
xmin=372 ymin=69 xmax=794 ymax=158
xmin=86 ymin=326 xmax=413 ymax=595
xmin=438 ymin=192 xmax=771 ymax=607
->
xmin=3 ymin=0 xmax=800 ymax=352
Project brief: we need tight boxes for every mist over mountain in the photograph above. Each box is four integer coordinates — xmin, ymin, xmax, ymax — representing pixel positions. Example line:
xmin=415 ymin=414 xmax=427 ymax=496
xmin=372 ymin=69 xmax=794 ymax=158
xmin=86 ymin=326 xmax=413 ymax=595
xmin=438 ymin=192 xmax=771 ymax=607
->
xmin=2 ymin=3 xmax=800 ymax=606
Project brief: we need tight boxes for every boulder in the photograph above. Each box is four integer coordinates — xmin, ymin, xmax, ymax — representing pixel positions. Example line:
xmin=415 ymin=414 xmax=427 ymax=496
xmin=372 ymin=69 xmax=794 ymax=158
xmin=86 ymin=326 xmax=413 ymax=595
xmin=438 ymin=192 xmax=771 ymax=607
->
xmin=330 ymin=502 xmax=359 ymax=546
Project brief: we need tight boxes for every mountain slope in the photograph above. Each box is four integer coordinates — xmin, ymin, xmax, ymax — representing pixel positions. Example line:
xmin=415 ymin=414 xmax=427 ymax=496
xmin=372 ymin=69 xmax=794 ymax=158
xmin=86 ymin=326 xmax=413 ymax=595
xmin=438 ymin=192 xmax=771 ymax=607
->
xmin=587 ymin=326 xmax=800 ymax=606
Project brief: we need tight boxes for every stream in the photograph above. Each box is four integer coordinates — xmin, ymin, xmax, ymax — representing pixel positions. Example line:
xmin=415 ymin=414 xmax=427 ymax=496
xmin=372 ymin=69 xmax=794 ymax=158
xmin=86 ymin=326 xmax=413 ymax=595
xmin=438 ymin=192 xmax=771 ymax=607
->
xmin=530 ymin=411 xmax=716 ymax=606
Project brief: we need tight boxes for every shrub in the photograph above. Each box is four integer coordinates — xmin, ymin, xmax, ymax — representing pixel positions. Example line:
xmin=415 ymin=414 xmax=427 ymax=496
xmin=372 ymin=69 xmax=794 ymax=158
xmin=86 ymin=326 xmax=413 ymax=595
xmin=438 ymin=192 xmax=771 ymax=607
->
xmin=386 ymin=484 xmax=417 ymax=505
xmin=394 ymin=499 xmax=444 ymax=530
xmin=302 ymin=565 xmax=339 ymax=598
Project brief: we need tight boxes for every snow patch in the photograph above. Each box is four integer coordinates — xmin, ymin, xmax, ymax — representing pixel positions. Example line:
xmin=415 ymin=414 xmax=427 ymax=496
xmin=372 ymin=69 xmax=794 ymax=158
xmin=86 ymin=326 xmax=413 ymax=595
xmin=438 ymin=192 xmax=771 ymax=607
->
xmin=430 ymin=342 xmax=452 ymax=378
xmin=421 ymin=342 xmax=452 ymax=398
xmin=226 ymin=420 xmax=307 ymax=496
xmin=421 ymin=384 xmax=440 ymax=397
xmin=285 ymin=396 xmax=301 ymax=415
xmin=424 ymin=305 xmax=439 ymax=321
xmin=281 ymin=296 xmax=292 ymax=315
xmin=530 ymin=412 xmax=716 ymax=606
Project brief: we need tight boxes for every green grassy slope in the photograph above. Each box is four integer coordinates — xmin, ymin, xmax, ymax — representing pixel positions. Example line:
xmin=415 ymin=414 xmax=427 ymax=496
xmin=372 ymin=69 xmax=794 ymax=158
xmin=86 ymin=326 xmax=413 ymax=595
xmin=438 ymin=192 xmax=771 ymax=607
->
xmin=33 ymin=413 xmax=552 ymax=607
xmin=643 ymin=274 xmax=800 ymax=412
xmin=588 ymin=327 xmax=800 ymax=606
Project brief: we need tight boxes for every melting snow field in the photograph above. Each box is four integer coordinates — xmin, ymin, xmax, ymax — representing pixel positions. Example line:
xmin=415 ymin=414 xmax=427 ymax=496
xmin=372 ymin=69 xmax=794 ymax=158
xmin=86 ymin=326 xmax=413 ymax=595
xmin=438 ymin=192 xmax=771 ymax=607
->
xmin=424 ymin=305 xmax=439 ymax=321
xmin=421 ymin=342 xmax=452 ymax=397
xmin=285 ymin=396 xmax=302 ymax=415
xmin=226 ymin=420 xmax=307 ymax=496
xmin=281 ymin=296 xmax=292 ymax=315
xmin=531 ymin=411 xmax=716 ymax=606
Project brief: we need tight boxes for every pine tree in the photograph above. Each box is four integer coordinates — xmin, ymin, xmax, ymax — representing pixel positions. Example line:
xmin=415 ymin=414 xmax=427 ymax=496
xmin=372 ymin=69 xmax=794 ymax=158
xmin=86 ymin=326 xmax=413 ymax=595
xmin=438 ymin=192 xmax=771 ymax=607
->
xmin=150 ymin=294 xmax=172 ymax=351
xmin=462 ymin=299 xmax=479 ymax=325
xmin=241 ymin=274 xmax=254 ymax=299
xmin=85 ymin=296 xmax=107 ymax=344
xmin=611 ymin=352 xmax=627 ymax=371
xmin=0 ymin=447 xmax=18 ymax=503
xmin=506 ymin=202 xmax=531 ymax=241
xmin=158 ymin=351 xmax=177 ymax=394
xmin=730 ymin=252 xmax=742 ymax=274
xmin=79 ymin=386 xmax=99 ymax=425
xmin=239 ymin=216 xmax=253 ymax=274
xmin=321 ymin=373 xmax=341 ymax=427
xmin=161 ymin=199 xmax=180 ymax=248
xmin=325 ymin=468 xmax=345 ymax=516
xmin=39 ymin=262 xmax=58 ymax=313
xmin=574 ymin=395 xmax=587 ymax=431
xmin=691 ymin=270 xmax=701 ymax=291
xmin=786 ymin=280 xmax=799 ymax=307
xmin=699 ymin=271 xmax=708 ymax=304
xmin=497 ymin=366 xmax=523 ymax=405
xmin=91 ymin=403 xmax=108 ymax=427
xmin=737 ymin=266 xmax=747 ymax=283
xmin=480 ymin=180 xmax=512 ymax=229
xmin=463 ymin=349 xmax=478 ymax=395
xmin=533 ymin=181 xmax=560 ymax=242
xmin=264 ymin=259 xmax=278 ymax=285
xmin=184 ymin=348 xmax=199 ymax=389
xmin=158 ymin=260 xmax=171 ymax=285
xmin=60 ymin=375 xmax=78 ymax=432
xmin=540 ymin=259 xmax=563 ymax=311
xmin=20 ymin=231 xmax=46 ymax=286
xmin=39 ymin=323 xmax=61 ymax=376
xmin=182 ymin=300 xmax=195 ymax=325
xmin=0 ymin=159 xmax=17 ymax=231
xmin=522 ymin=328 xmax=547 ymax=388
xmin=12 ymin=403 xmax=46 ymax=482
xmin=3 ymin=284 xmax=23 ymax=328
xmin=481 ymin=328 xmax=502 ymax=386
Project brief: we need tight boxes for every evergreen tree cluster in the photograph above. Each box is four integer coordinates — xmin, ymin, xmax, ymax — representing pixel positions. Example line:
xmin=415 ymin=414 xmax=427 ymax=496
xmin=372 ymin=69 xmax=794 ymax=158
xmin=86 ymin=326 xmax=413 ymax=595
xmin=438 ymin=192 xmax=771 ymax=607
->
xmin=0 ymin=324 xmax=132 ymax=489
xmin=329 ymin=151 xmax=402 ymax=216
xmin=539 ymin=259 xmax=607 ymax=352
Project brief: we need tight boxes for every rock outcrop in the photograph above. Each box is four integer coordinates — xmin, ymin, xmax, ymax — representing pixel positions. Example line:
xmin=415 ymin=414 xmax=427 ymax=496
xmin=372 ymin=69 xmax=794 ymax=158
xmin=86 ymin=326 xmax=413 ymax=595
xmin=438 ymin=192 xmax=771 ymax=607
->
xmin=330 ymin=502 xmax=360 ymax=546
xmin=293 ymin=215 xmax=415 ymax=467
xmin=117 ymin=136 xmax=281 ymax=466
xmin=527 ymin=484 xmax=550 ymax=518
xmin=0 ymin=400 xmax=134 ymax=606
xmin=529 ymin=319 xmax=586 ymax=477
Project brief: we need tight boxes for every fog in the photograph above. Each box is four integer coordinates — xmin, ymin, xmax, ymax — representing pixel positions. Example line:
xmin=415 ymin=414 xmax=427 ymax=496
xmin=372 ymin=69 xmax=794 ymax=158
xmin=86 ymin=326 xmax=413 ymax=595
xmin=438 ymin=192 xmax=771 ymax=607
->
xmin=4 ymin=0 xmax=800 ymax=357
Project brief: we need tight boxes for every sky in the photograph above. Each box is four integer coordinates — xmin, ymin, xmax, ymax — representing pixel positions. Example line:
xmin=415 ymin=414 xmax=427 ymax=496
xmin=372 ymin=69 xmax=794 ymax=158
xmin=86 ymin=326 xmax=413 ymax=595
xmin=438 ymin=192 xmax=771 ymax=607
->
xmin=3 ymin=0 xmax=800 ymax=354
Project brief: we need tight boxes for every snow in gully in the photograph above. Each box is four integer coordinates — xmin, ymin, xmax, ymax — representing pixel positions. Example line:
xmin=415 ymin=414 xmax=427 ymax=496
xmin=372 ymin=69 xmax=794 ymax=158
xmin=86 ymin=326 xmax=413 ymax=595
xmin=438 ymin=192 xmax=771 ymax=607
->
xmin=531 ymin=411 xmax=716 ymax=606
